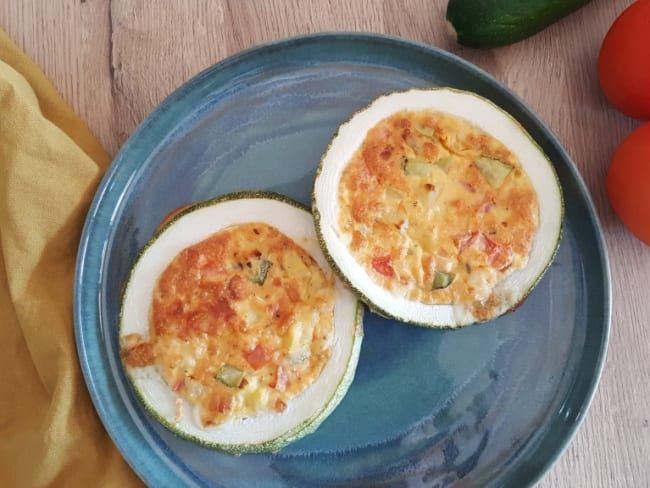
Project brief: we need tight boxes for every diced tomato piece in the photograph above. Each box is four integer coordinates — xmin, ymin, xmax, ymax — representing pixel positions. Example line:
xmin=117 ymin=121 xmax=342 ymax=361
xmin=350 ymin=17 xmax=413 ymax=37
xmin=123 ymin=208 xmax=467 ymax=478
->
xmin=372 ymin=255 xmax=395 ymax=277
xmin=208 ymin=394 xmax=232 ymax=413
xmin=243 ymin=344 xmax=270 ymax=370
xmin=172 ymin=378 xmax=185 ymax=392
xmin=481 ymin=234 xmax=513 ymax=271
xmin=274 ymin=399 xmax=287 ymax=413
xmin=271 ymin=365 xmax=289 ymax=392
xmin=454 ymin=231 xmax=478 ymax=254
xmin=481 ymin=234 xmax=498 ymax=255
xmin=490 ymin=246 xmax=513 ymax=271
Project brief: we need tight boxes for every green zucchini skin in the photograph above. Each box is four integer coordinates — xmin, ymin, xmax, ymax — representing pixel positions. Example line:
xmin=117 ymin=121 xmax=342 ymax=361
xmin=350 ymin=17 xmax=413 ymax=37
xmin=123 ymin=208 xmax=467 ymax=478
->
xmin=446 ymin=0 xmax=592 ymax=48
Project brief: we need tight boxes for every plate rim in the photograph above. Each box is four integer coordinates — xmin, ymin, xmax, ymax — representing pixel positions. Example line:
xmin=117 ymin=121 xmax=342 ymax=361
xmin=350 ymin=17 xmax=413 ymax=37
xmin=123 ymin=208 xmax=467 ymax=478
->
xmin=73 ymin=31 xmax=611 ymax=488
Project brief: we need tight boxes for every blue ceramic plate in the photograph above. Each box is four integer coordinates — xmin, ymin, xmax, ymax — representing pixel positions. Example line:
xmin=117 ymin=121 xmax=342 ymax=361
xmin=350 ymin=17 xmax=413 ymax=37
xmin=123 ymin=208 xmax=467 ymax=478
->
xmin=74 ymin=33 xmax=610 ymax=487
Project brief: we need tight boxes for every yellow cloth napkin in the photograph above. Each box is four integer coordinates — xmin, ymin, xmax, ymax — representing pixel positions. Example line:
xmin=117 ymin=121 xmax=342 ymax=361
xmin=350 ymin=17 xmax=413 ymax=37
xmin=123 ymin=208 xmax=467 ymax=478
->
xmin=0 ymin=30 xmax=141 ymax=487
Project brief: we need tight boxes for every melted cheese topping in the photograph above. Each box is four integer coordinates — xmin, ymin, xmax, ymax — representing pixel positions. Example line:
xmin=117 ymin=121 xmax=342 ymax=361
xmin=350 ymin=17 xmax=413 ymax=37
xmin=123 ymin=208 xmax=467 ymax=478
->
xmin=337 ymin=110 xmax=539 ymax=320
xmin=121 ymin=222 xmax=335 ymax=427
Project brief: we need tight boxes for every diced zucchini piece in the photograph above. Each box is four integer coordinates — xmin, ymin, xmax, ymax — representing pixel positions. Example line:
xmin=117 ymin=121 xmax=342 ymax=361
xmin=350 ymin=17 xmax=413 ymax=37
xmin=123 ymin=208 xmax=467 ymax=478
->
xmin=434 ymin=155 xmax=452 ymax=173
xmin=475 ymin=157 xmax=513 ymax=187
xmin=215 ymin=364 xmax=245 ymax=388
xmin=431 ymin=270 xmax=455 ymax=290
xmin=403 ymin=156 xmax=432 ymax=177
xmin=247 ymin=257 xmax=272 ymax=285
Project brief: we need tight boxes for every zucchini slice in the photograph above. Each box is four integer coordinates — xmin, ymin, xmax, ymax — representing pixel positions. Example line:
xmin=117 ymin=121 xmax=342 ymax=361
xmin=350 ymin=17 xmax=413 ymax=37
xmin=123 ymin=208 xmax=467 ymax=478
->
xmin=119 ymin=192 xmax=363 ymax=453
xmin=312 ymin=88 xmax=563 ymax=328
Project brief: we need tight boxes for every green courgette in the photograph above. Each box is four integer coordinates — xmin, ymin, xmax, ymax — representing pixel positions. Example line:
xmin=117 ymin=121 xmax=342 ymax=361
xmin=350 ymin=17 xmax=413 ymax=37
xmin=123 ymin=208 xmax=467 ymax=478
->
xmin=246 ymin=257 xmax=272 ymax=285
xmin=432 ymin=271 xmax=455 ymax=290
xmin=475 ymin=157 xmax=513 ymax=187
xmin=215 ymin=364 xmax=245 ymax=388
xmin=446 ymin=0 xmax=592 ymax=48
xmin=403 ymin=156 xmax=433 ymax=177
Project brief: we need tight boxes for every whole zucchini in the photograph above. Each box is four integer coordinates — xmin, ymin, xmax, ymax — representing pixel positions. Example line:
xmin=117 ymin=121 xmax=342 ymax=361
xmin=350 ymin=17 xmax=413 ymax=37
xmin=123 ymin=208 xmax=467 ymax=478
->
xmin=446 ymin=0 xmax=592 ymax=48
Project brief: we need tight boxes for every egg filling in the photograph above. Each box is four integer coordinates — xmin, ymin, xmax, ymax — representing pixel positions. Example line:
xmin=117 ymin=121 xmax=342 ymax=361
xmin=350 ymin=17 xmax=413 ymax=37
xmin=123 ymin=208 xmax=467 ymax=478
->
xmin=337 ymin=110 xmax=540 ymax=320
xmin=121 ymin=222 xmax=336 ymax=427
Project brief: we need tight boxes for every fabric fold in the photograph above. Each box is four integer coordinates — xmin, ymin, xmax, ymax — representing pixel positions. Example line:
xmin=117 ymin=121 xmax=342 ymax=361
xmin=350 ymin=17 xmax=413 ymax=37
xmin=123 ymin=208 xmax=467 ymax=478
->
xmin=0 ymin=30 xmax=141 ymax=487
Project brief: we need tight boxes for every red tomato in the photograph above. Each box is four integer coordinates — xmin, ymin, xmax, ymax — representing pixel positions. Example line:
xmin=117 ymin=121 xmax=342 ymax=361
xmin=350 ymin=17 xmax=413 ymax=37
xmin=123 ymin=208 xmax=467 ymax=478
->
xmin=243 ymin=344 xmax=270 ymax=370
xmin=453 ymin=230 xmax=478 ymax=254
xmin=598 ymin=0 xmax=650 ymax=120
xmin=271 ymin=365 xmax=288 ymax=392
xmin=606 ymin=122 xmax=650 ymax=245
xmin=172 ymin=378 xmax=185 ymax=392
xmin=371 ymin=255 xmax=394 ymax=277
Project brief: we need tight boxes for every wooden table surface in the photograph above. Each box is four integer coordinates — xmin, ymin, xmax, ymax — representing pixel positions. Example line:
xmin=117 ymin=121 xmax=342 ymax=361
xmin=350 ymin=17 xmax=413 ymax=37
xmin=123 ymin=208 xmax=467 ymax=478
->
xmin=2 ymin=1 xmax=648 ymax=486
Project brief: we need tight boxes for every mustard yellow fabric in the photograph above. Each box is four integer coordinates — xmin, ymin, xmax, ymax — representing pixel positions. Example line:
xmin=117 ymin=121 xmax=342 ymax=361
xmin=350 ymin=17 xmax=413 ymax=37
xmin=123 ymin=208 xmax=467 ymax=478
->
xmin=0 ymin=29 xmax=141 ymax=487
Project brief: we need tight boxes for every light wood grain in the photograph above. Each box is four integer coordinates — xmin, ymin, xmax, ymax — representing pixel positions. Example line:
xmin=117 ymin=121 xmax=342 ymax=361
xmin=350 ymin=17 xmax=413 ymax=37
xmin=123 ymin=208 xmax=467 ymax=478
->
xmin=2 ymin=0 xmax=648 ymax=486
